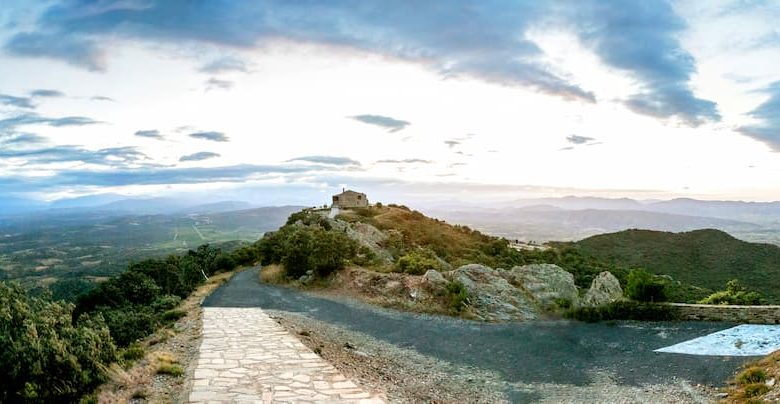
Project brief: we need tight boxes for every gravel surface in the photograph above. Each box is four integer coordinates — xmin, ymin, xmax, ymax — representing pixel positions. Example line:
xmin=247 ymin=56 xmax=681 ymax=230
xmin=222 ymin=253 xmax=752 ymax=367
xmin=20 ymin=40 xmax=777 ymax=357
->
xmin=205 ymin=269 xmax=756 ymax=402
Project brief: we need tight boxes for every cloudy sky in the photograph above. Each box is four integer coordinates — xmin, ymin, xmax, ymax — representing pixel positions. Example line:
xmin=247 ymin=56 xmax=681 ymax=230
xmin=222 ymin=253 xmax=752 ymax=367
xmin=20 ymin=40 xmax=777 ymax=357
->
xmin=1 ymin=0 xmax=779 ymax=205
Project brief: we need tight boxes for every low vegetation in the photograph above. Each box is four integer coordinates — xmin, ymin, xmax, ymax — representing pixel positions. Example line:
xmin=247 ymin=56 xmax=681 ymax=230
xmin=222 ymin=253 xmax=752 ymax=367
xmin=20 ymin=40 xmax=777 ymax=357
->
xmin=725 ymin=358 xmax=778 ymax=402
xmin=698 ymin=279 xmax=763 ymax=305
xmin=0 ymin=241 xmax=253 ymax=403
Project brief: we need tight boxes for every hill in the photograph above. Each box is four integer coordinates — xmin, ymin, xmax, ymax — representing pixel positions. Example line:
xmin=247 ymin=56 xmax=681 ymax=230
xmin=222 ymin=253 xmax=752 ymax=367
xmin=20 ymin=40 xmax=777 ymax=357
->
xmin=570 ymin=229 xmax=780 ymax=302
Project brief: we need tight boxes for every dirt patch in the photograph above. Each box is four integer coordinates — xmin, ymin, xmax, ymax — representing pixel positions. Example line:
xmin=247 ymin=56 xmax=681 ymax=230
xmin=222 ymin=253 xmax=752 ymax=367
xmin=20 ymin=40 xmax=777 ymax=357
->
xmin=93 ymin=271 xmax=236 ymax=403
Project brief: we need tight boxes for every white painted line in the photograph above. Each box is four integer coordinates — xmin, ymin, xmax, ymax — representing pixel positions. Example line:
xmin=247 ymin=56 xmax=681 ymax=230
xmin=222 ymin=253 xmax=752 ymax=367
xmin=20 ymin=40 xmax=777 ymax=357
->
xmin=655 ymin=324 xmax=780 ymax=356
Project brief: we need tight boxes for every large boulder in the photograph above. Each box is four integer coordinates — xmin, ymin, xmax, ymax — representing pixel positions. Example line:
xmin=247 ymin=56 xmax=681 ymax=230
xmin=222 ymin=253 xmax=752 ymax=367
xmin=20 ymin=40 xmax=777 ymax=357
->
xmin=509 ymin=264 xmax=579 ymax=310
xmin=582 ymin=271 xmax=623 ymax=307
xmin=446 ymin=264 xmax=540 ymax=322
xmin=421 ymin=269 xmax=448 ymax=293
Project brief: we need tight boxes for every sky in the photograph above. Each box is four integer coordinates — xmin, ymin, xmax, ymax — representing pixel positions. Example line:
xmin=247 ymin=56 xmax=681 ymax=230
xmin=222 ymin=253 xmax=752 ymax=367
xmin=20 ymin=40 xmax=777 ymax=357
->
xmin=0 ymin=0 xmax=779 ymax=206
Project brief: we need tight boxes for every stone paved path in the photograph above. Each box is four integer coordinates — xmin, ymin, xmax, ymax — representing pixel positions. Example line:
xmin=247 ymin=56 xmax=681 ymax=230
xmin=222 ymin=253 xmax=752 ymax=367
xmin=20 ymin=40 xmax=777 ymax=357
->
xmin=189 ymin=307 xmax=384 ymax=403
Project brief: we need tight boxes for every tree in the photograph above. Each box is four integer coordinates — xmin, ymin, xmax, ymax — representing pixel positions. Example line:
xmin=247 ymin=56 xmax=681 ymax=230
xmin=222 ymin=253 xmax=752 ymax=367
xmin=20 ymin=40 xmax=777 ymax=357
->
xmin=625 ymin=269 xmax=667 ymax=302
xmin=0 ymin=282 xmax=117 ymax=403
xmin=698 ymin=279 xmax=763 ymax=305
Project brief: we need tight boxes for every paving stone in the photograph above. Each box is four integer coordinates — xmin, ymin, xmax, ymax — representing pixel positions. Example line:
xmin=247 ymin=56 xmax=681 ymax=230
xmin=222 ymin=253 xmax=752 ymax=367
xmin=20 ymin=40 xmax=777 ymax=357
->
xmin=188 ymin=307 xmax=383 ymax=403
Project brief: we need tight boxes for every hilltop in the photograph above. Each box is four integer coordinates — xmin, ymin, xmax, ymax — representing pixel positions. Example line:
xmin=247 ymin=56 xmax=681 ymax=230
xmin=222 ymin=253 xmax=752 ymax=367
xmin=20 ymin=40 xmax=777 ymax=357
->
xmin=569 ymin=228 xmax=780 ymax=302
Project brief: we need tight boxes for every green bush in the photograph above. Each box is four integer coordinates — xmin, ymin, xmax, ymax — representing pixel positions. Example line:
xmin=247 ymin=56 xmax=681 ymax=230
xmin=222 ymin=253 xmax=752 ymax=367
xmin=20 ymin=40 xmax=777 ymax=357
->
xmin=564 ymin=301 xmax=678 ymax=322
xmin=161 ymin=309 xmax=186 ymax=323
xmin=698 ymin=279 xmax=763 ymax=305
xmin=0 ymin=282 xmax=117 ymax=403
xmin=150 ymin=295 xmax=182 ymax=312
xmin=446 ymin=281 xmax=469 ymax=313
xmin=121 ymin=343 xmax=145 ymax=362
xmin=397 ymin=249 xmax=442 ymax=275
xmin=257 ymin=221 xmax=359 ymax=278
xmin=625 ymin=269 xmax=667 ymax=302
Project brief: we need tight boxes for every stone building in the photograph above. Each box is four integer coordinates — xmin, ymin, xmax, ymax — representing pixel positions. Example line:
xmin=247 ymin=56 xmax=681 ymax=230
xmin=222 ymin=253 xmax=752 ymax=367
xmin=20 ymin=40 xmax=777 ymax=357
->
xmin=332 ymin=189 xmax=368 ymax=208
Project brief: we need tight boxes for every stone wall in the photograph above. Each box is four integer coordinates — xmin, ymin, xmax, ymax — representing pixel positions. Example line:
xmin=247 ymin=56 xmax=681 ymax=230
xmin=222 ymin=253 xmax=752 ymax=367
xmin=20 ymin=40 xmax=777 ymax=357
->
xmin=666 ymin=303 xmax=780 ymax=324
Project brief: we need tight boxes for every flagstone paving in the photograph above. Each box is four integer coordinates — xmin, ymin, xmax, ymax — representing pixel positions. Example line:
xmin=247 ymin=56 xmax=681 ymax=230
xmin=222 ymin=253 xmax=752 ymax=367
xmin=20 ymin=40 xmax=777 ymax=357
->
xmin=189 ymin=307 xmax=384 ymax=403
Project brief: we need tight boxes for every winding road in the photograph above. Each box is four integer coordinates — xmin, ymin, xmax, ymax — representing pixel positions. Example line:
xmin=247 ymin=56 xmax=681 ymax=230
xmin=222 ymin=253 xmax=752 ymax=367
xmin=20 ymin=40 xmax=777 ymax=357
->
xmin=204 ymin=269 xmax=755 ymax=402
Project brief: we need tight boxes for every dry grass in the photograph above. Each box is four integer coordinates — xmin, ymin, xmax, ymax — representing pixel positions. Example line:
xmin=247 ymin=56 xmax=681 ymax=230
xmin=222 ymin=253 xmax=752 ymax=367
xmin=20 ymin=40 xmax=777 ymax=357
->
xmin=723 ymin=350 xmax=780 ymax=402
xmin=93 ymin=270 xmax=237 ymax=403
xmin=260 ymin=264 xmax=286 ymax=284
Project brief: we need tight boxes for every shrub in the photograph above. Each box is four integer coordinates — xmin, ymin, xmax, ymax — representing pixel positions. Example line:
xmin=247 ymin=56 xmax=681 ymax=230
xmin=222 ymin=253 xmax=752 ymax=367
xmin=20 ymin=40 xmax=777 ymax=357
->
xmin=446 ymin=281 xmax=469 ymax=313
xmin=161 ymin=309 xmax=186 ymax=323
xmin=150 ymin=295 xmax=182 ymax=312
xmin=737 ymin=367 xmax=767 ymax=385
xmin=397 ymin=249 xmax=442 ymax=275
xmin=743 ymin=383 xmax=770 ymax=398
xmin=699 ymin=279 xmax=763 ymax=305
xmin=625 ymin=269 xmax=667 ymax=302
xmin=0 ymin=282 xmax=117 ymax=403
xmin=157 ymin=363 xmax=184 ymax=376
xmin=257 ymin=223 xmax=358 ymax=278
xmin=564 ymin=301 xmax=678 ymax=322
xmin=121 ymin=343 xmax=146 ymax=362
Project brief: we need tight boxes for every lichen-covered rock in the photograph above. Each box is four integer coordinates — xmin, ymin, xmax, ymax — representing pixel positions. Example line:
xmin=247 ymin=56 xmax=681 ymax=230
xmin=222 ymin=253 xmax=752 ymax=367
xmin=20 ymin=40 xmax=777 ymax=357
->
xmin=509 ymin=264 xmax=579 ymax=310
xmin=421 ymin=269 xmax=448 ymax=293
xmin=446 ymin=264 xmax=539 ymax=322
xmin=582 ymin=271 xmax=623 ymax=307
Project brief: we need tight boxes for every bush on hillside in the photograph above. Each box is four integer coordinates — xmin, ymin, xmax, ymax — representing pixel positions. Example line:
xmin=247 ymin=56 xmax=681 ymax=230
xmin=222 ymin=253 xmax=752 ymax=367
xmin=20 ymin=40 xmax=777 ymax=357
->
xmin=698 ymin=279 xmax=763 ymax=305
xmin=75 ymin=244 xmax=243 ymax=347
xmin=257 ymin=223 xmax=359 ymax=278
xmin=0 ymin=282 xmax=117 ymax=403
xmin=397 ymin=249 xmax=443 ymax=275
xmin=625 ymin=269 xmax=667 ymax=302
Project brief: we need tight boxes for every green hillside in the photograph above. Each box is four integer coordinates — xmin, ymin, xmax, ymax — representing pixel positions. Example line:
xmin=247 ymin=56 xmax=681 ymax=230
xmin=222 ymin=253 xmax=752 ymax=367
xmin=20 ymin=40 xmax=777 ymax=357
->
xmin=571 ymin=229 xmax=780 ymax=303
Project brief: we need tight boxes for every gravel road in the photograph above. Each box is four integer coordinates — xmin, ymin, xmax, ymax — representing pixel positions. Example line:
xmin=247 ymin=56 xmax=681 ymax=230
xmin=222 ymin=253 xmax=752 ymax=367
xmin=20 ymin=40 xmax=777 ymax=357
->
xmin=204 ymin=269 xmax=754 ymax=402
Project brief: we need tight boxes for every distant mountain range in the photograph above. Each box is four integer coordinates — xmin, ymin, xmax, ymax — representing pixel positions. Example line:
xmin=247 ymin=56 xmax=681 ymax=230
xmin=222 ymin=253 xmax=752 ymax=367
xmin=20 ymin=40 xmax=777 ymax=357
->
xmin=427 ymin=196 xmax=780 ymax=245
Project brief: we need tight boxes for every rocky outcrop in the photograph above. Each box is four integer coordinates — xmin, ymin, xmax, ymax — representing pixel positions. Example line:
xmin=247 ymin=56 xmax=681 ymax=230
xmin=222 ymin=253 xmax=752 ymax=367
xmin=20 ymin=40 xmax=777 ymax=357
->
xmin=421 ymin=269 xmax=448 ymax=294
xmin=582 ymin=271 xmax=623 ymax=307
xmin=446 ymin=264 xmax=539 ymax=322
xmin=508 ymin=264 xmax=579 ymax=310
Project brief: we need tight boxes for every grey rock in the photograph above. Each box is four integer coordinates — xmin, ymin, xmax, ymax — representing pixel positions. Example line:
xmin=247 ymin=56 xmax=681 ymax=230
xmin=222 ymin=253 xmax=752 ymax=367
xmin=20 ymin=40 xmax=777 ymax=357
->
xmin=582 ymin=271 xmax=623 ymax=307
xmin=447 ymin=264 xmax=539 ymax=322
xmin=421 ymin=269 xmax=448 ymax=293
xmin=509 ymin=264 xmax=579 ymax=310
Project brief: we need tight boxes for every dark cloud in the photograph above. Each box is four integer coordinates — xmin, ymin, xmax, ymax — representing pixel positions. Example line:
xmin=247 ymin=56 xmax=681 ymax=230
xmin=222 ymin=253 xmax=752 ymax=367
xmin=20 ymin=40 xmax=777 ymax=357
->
xmin=0 ymin=145 xmax=149 ymax=167
xmin=0 ymin=113 xmax=103 ymax=131
xmin=30 ymin=89 xmax=64 ymax=97
xmin=134 ymin=129 xmax=163 ymax=139
xmin=350 ymin=114 xmax=409 ymax=132
xmin=738 ymin=81 xmax=780 ymax=151
xmin=90 ymin=95 xmax=114 ymax=102
xmin=444 ymin=140 xmax=460 ymax=148
xmin=565 ymin=0 xmax=720 ymax=125
xmin=5 ymin=1 xmax=595 ymax=103
xmin=4 ymin=32 xmax=104 ymax=71
xmin=189 ymin=131 xmax=229 ymax=142
xmin=0 ymin=94 xmax=34 ymax=109
xmin=205 ymin=77 xmax=233 ymax=91
xmin=566 ymin=135 xmax=595 ymax=145
xmin=376 ymin=159 xmax=433 ymax=164
xmin=199 ymin=57 xmax=250 ymax=74
xmin=0 ymin=163 xmax=340 ymax=193
xmin=287 ymin=156 xmax=361 ymax=166
xmin=4 ymin=1 xmax=719 ymax=122
xmin=180 ymin=152 xmax=220 ymax=162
